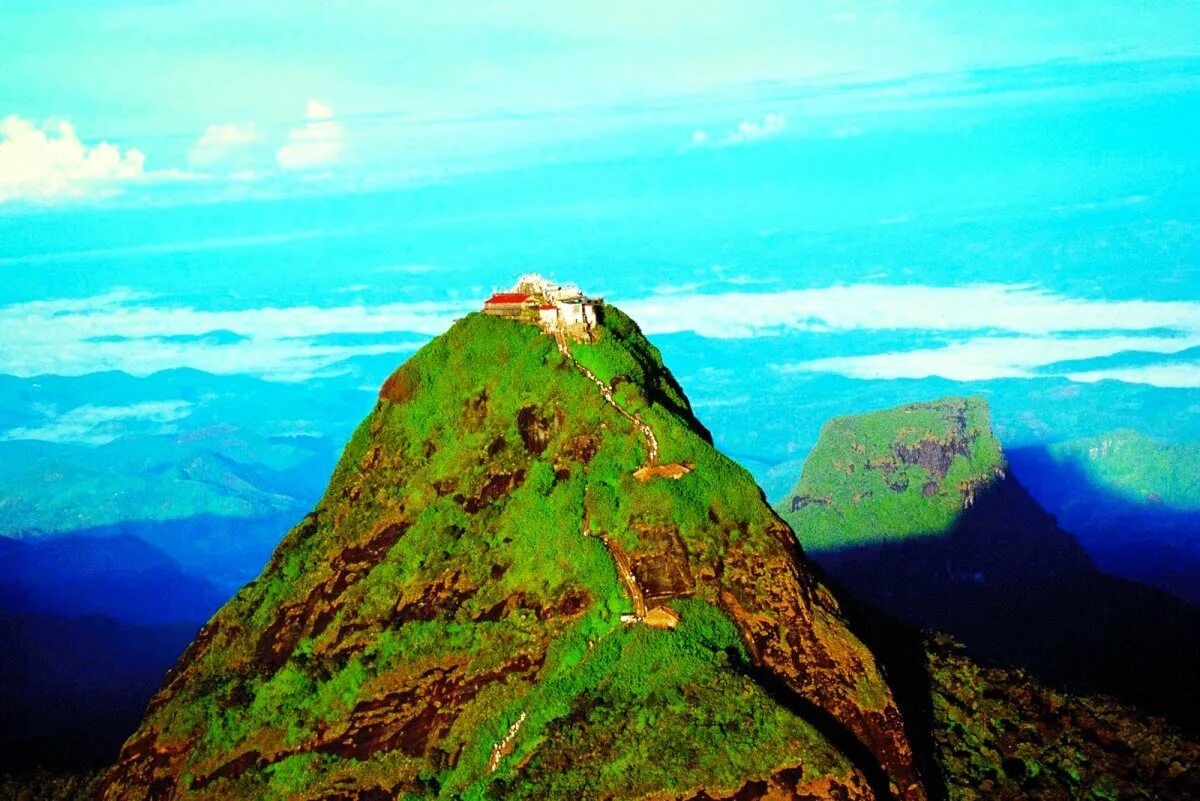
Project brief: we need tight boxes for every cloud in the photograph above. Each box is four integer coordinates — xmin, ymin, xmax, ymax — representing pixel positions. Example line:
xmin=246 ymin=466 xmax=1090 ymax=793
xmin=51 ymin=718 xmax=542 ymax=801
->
xmin=1065 ymin=363 xmax=1200 ymax=389
xmin=276 ymin=100 xmax=346 ymax=170
xmin=0 ymin=290 xmax=470 ymax=381
xmin=189 ymin=122 xmax=260 ymax=167
xmin=620 ymin=283 xmax=1200 ymax=387
xmin=621 ymin=284 xmax=1200 ymax=340
xmin=0 ymin=114 xmax=147 ymax=203
xmin=1050 ymin=194 xmax=1150 ymax=213
xmin=1 ymin=400 xmax=193 ymax=445
xmin=777 ymin=335 xmax=1200 ymax=382
xmin=690 ymin=113 xmax=786 ymax=148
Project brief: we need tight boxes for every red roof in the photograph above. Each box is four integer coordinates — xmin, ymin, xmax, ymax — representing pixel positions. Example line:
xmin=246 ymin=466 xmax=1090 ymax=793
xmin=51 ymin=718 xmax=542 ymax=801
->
xmin=484 ymin=292 xmax=532 ymax=305
xmin=538 ymin=304 xmax=556 ymax=310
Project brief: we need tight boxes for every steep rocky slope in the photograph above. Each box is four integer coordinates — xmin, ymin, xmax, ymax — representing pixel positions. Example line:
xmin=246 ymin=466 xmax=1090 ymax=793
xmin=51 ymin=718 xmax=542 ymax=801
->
xmin=779 ymin=397 xmax=1200 ymax=728
xmin=98 ymin=307 xmax=924 ymax=800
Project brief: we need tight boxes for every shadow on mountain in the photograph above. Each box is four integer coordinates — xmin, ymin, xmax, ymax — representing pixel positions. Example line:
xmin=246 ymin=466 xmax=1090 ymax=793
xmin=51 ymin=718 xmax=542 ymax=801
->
xmin=46 ymin=510 xmax=303 ymax=594
xmin=0 ymin=611 xmax=202 ymax=772
xmin=808 ymin=474 xmax=1200 ymax=731
xmin=1007 ymin=445 xmax=1200 ymax=608
xmin=0 ymin=519 xmax=288 ymax=774
xmin=1 ymin=534 xmax=226 ymax=624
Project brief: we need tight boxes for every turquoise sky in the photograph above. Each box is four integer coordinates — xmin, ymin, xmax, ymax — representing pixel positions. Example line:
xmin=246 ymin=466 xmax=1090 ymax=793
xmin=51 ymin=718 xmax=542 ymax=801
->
xmin=4 ymin=1 xmax=1200 ymax=205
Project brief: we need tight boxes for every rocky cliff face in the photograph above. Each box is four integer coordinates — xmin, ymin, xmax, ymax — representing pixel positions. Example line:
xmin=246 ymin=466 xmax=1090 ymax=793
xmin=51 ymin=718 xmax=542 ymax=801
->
xmin=97 ymin=307 xmax=924 ymax=800
xmin=780 ymin=396 xmax=1200 ymax=730
xmin=778 ymin=397 xmax=1007 ymax=551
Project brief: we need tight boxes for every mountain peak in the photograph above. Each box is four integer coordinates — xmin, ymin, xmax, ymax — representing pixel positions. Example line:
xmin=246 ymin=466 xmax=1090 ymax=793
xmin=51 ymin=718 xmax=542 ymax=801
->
xmin=98 ymin=303 xmax=923 ymax=800
xmin=779 ymin=395 xmax=1006 ymax=550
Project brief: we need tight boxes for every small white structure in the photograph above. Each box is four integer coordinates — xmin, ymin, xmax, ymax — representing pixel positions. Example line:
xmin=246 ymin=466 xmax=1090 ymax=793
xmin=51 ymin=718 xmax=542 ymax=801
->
xmin=484 ymin=274 xmax=600 ymax=341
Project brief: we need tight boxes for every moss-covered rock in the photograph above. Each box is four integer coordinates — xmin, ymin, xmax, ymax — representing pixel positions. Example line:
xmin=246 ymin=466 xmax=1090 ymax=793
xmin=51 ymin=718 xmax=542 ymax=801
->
xmin=777 ymin=397 xmax=1005 ymax=550
xmin=96 ymin=308 xmax=922 ymax=801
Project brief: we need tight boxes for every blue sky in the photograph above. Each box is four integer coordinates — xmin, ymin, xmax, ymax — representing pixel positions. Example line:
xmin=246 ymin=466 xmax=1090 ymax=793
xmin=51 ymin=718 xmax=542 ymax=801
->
xmin=4 ymin=1 xmax=1200 ymax=205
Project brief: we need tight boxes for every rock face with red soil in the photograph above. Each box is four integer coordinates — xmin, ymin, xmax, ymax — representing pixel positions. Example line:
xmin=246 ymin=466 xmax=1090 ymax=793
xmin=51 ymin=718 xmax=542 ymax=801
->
xmin=97 ymin=307 xmax=927 ymax=800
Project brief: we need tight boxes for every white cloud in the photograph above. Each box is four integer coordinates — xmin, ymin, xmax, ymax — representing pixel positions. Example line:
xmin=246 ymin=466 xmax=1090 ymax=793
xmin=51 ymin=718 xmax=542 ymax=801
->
xmin=620 ymin=283 xmax=1200 ymax=387
xmin=1051 ymin=194 xmax=1150 ymax=213
xmin=0 ymin=114 xmax=147 ymax=203
xmin=778 ymin=335 xmax=1200 ymax=383
xmin=1 ymin=400 xmax=193 ymax=445
xmin=621 ymin=284 xmax=1200 ymax=340
xmin=189 ymin=122 xmax=259 ymax=167
xmin=690 ymin=112 xmax=786 ymax=148
xmin=1066 ymin=363 xmax=1200 ymax=389
xmin=0 ymin=290 xmax=469 ymax=381
xmin=727 ymin=113 xmax=786 ymax=144
xmin=276 ymin=100 xmax=346 ymax=170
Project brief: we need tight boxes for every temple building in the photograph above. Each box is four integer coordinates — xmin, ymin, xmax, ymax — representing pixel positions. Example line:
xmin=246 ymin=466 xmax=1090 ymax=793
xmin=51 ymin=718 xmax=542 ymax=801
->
xmin=483 ymin=274 xmax=600 ymax=340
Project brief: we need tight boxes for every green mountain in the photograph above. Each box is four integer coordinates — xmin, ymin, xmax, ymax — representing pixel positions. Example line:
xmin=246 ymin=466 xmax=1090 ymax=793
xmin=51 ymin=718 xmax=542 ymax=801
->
xmin=777 ymin=396 xmax=1200 ymax=731
xmin=93 ymin=313 xmax=1199 ymax=801
xmin=776 ymin=397 xmax=1005 ymax=551
xmin=1041 ymin=428 xmax=1200 ymax=511
xmin=1007 ymin=428 xmax=1200 ymax=606
xmin=97 ymin=308 xmax=922 ymax=801
xmin=0 ymin=427 xmax=330 ymax=538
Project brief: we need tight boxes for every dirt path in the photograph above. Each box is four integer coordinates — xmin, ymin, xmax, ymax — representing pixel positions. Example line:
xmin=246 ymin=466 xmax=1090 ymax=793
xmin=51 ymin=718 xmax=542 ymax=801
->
xmin=553 ymin=332 xmax=659 ymax=466
xmin=601 ymin=536 xmax=647 ymax=619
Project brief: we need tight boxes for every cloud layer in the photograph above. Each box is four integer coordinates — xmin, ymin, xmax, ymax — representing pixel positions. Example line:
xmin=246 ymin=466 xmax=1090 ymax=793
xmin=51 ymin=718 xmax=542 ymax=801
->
xmin=0 ymin=290 xmax=466 ymax=381
xmin=0 ymin=283 xmax=1195 ymax=388
xmin=0 ymin=114 xmax=147 ymax=203
xmin=691 ymin=112 xmax=787 ymax=148
xmin=622 ymin=283 xmax=1200 ymax=387
xmin=1 ymin=400 xmax=193 ymax=445
xmin=622 ymin=284 xmax=1200 ymax=339
xmin=189 ymin=122 xmax=260 ymax=168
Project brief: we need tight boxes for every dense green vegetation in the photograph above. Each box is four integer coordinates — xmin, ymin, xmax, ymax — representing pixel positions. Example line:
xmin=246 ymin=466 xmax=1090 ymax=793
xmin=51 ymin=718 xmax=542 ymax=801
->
xmin=777 ymin=397 xmax=1005 ymax=550
xmin=928 ymin=635 xmax=1199 ymax=800
xmin=0 ymin=770 xmax=97 ymax=801
xmin=486 ymin=600 xmax=849 ymax=800
xmin=1044 ymin=428 xmax=1200 ymax=510
xmin=102 ymin=308 xmax=886 ymax=800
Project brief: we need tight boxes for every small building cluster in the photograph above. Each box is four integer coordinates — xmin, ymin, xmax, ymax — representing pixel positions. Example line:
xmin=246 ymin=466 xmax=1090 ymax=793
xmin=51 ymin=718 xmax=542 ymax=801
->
xmin=483 ymin=274 xmax=600 ymax=341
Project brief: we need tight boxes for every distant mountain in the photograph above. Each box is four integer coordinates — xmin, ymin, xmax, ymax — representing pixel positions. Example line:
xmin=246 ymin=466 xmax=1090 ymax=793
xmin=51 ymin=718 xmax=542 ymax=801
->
xmin=777 ymin=396 xmax=1200 ymax=728
xmin=1008 ymin=429 xmax=1200 ymax=606
xmin=0 ymin=534 xmax=224 ymax=772
xmin=0 ymin=427 xmax=331 ymax=538
xmin=778 ymin=397 xmax=1007 ymax=550
xmin=0 ymin=534 xmax=225 ymax=624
